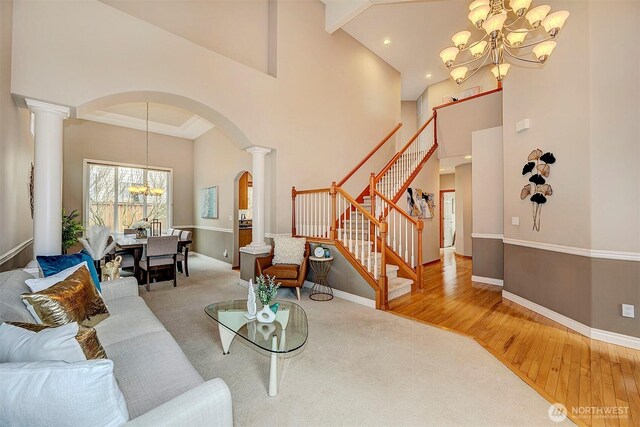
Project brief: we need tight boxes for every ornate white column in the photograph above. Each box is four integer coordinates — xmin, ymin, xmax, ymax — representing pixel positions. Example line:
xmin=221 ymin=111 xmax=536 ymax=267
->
xmin=243 ymin=146 xmax=272 ymax=254
xmin=26 ymin=99 xmax=70 ymax=262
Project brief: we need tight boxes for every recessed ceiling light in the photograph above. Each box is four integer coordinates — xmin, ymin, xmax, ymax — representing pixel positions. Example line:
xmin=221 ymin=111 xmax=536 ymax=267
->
xmin=383 ymin=39 xmax=392 ymax=45
xmin=465 ymin=155 xmax=472 ymax=159
xmin=425 ymin=73 xmax=432 ymax=78
xmin=439 ymin=168 xmax=445 ymax=171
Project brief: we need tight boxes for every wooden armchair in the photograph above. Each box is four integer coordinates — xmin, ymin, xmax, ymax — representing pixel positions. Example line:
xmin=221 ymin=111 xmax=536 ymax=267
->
xmin=255 ymin=243 xmax=309 ymax=300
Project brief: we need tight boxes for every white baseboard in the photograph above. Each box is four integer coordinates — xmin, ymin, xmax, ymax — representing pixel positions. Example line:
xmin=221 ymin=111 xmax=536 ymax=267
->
xmin=303 ymin=280 xmax=375 ymax=308
xmin=471 ymin=275 xmax=503 ymax=286
xmin=502 ymin=290 xmax=640 ymax=350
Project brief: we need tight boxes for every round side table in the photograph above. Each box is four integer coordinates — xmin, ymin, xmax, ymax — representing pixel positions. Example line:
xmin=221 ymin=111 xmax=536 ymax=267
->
xmin=309 ymin=256 xmax=334 ymax=301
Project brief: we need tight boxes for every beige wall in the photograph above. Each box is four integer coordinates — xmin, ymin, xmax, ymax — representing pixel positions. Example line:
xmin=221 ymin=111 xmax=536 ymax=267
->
xmin=0 ymin=0 xmax=34 ymax=268
xmin=454 ymin=163 xmax=472 ymax=257
xmin=471 ymin=126 xmax=503 ymax=237
xmin=11 ymin=0 xmax=401 ymax=236
xmin=440 ymin=173 xmax=455 ymax=190
xmin=588 ymin=1 xmax=639 ymax=253
xmin=62 ymin=119 xmax=194 ymax=227
xmin=502 ymin=0 xmax=591 ymax=248
xmin=435 ymin=91 xmax=503 ymax=160
xmin=99 ymin=0 xmax=272 ymax=74
xmin=399 ymin=100 xmax=417 ymax=151
xmin=421 ymin=69 xmax=498 ymax=114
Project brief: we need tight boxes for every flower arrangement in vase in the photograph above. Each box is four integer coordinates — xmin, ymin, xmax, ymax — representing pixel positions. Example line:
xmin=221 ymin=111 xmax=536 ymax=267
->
xmin=130 ymin=220 xmax=151 ymax=239
xmin=255 ymin=275 xmax=280 ymax=323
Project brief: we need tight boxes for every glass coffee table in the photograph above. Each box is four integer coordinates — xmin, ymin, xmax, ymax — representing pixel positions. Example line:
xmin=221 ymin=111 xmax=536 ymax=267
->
xmin=204 ymin=300 xmax=308 ymax=396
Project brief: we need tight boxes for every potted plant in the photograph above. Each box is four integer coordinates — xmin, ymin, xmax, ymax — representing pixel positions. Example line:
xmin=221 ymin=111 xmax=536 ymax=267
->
xmin=255 ymin=275 xmax=280 ymax=323
xmin=62 ymin=209 xmax=84 ymax=254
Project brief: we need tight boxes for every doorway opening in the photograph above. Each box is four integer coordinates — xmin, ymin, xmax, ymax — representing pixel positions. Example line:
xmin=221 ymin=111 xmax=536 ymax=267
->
xmin=234 ymin=171 xmax=253 ymax=269
xmin=440 ymin=190 xmax=455 ymax=248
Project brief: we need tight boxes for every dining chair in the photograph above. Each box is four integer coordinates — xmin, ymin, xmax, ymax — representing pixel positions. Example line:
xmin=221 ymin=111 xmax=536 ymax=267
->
xmin=106 ymin=236 xmax=135 ymax=270
xmin=138 ymin=235 xmax=179 ymax=291
xmin=176 ymin=230 xmax=192 ymax=277
xmin=123 ymin=228 xmax=136 ymax=235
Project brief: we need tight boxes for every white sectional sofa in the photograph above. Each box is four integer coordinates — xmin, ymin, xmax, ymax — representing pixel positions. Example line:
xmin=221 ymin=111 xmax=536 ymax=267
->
xmin=0 ymin=269 xmax=232 ymax=426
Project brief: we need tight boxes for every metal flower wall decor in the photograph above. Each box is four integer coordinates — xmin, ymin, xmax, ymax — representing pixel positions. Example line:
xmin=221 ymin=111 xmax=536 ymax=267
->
xmin=520 ymin=149 xmax=556 ymax=231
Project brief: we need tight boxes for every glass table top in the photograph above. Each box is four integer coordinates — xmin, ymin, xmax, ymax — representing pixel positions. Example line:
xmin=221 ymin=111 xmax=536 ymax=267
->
xmin=204 ymin=300 xmax=308 ymax=354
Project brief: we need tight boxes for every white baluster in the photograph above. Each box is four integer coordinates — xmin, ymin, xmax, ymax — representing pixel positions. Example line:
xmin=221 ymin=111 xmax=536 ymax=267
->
xmin=360 ymin=212 xmax=365 ymax=264
xmin=349 ymin=203 xmax=353 ymax=253
xmin=367 ymin=219 xmax=371 ymax=272
xmin=326 ymin=192 xmax=330 ymax=238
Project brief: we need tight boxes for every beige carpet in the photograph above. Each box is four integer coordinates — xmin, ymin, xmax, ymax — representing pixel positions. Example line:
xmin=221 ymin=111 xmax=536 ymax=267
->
xmin=141 ymin=254 xmax=571 ymax=426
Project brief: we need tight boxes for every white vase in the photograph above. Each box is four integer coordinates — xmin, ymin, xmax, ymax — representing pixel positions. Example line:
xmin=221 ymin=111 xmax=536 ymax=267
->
xmin=256 ymin=304 xmax=276 ymax=323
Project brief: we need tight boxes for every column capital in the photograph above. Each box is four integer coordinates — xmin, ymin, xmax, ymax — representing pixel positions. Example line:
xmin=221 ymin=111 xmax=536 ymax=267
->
xmin=26 ymin=99 xmax=70 ymax=119
xmin=246 ymin=146 xmax=272 ymax=155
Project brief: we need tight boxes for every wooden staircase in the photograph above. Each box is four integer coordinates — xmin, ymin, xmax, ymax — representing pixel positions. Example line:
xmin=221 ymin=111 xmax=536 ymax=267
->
xmin=291 ymin=111 xmax=439 ymax=309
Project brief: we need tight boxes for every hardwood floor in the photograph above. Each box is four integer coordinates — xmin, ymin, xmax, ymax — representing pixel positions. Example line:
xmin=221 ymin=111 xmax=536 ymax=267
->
xmin=389 ymin=248 xmax=640 ymax=427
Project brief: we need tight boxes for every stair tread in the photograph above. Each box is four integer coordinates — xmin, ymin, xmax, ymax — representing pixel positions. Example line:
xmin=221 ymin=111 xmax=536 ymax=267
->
xmin=388 ymin=277 xmax=412 ymax=291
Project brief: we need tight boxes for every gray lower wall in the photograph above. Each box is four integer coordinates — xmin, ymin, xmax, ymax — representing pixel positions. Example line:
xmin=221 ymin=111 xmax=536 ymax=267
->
xmin=191 ymin=228 xmax=233 ymax=264
xmin=0 ymin=242 xmax=33 ymax=273
xmin=591 ymin=258 xmax=640 ymax=338
xmin=504 ymin=243 xmax=640 ymax=339
xmin=309 ymin=243 xmax=375 ymax=300
xmin=472 ymin=237 xmax=503 ymax=280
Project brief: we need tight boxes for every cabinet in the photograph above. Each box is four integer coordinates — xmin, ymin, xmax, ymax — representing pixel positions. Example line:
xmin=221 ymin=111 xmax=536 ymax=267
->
xmin=239 ymin=228 xmax=252 ymax=248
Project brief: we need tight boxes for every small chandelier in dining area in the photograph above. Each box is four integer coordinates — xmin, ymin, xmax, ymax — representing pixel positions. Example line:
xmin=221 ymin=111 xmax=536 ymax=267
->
xmin=128 ymin=102 xmax=164 ymax=196
xmin=440 ymin=0 xmax=569 ymax=84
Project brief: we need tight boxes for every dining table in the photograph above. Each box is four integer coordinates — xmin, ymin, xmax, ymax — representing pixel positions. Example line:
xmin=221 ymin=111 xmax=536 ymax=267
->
xmin=112 ymin=233 xmax=193 ymax=286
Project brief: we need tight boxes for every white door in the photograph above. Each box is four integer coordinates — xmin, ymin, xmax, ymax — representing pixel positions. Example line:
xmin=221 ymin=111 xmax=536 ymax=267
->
xmin=443 ymin=192 xmax=455 ymax=247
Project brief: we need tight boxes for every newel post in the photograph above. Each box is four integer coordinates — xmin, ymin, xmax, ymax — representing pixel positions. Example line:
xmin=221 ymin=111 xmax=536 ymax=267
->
xmin=291 ymin=187 xmax=297 ymax=237
xmin=330 ymin=182 xmax=337 ymax=241
xmin=379 ymin=218 xmax=389 ymax=310
xmin=416 ymin=219 xmax=424 ymax=291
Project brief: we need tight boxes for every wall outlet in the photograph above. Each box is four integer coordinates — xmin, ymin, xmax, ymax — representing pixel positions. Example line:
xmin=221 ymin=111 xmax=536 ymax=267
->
xmin=622 ymin=304 xmax=635 ymax=318
xmin=511 ymin=216 xmax=520 ymax=226
xmin=223 ymin=249 xmax=228 ymax=258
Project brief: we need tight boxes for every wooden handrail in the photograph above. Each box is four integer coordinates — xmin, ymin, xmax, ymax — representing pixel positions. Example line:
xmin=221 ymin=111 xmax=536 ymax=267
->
xmin=337 ymin=123 xmax=402 ymax=187
xmin=335 ymin=187 xmax=380 ymax=225
xmin=374 ymin=114 xmax=435 ymax=183
xmin=293 ymin=187 xmax=331 ymax=195
xmin=373 ymin=189 xmax=417 ymax=225
xmin=432 ymin=87 xmax=502 ymax=111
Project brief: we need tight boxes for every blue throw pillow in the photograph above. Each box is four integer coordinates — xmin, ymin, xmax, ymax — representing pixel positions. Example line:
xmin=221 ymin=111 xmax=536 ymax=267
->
xmin=37 ymin=252 xmax=102 ymax=292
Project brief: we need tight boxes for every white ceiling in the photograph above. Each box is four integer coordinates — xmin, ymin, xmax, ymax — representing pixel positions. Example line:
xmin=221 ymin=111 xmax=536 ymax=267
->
xmin=341 ymin=0 xmax=469 ymax=101
xmin=439 ymin=154 xmax=471 ymax=174
xmin=80 ymin=102 xmax=214 ymax=140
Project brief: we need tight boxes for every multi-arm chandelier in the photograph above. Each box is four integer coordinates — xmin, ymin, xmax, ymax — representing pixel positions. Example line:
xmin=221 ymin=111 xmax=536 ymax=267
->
xmin=439 ymin=0 xmax=569 ymax=84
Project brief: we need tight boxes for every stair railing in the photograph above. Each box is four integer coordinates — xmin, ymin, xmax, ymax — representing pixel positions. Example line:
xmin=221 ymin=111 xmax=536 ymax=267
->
xmin=291 ymin=183 xmax=389 ymax=309
xmin=371 ymin=187 xmax=423 ymax=290
xmin=373 ymin=113 xmax=437 ymax=203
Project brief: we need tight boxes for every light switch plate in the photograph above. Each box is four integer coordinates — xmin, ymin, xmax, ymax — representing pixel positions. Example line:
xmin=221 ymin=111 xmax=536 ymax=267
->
xmin=516 ymin=118 xmax=530 ymax=133
xmin=511 ymin=216 xmax=520 ymax=226
xmin=622 ymin=304 xmax=635 ymax=318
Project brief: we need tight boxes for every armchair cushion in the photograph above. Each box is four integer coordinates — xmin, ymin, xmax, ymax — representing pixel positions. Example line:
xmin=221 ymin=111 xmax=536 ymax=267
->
xmin=272 ymin=237 xmax=306 ymax=266
xmin=263 ymin=264 xmax=299 ymax=280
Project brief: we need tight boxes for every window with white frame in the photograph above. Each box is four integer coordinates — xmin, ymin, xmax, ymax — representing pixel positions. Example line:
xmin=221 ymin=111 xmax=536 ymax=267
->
xmin=85 ymin=161 xmax=171 ymax=233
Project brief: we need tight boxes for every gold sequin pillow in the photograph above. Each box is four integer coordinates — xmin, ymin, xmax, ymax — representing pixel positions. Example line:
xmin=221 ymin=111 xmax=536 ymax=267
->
xmin=8 ymin=322 xmax=107 ymax=360
xmin=21 ymin=265 xmax=110 ymax=327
